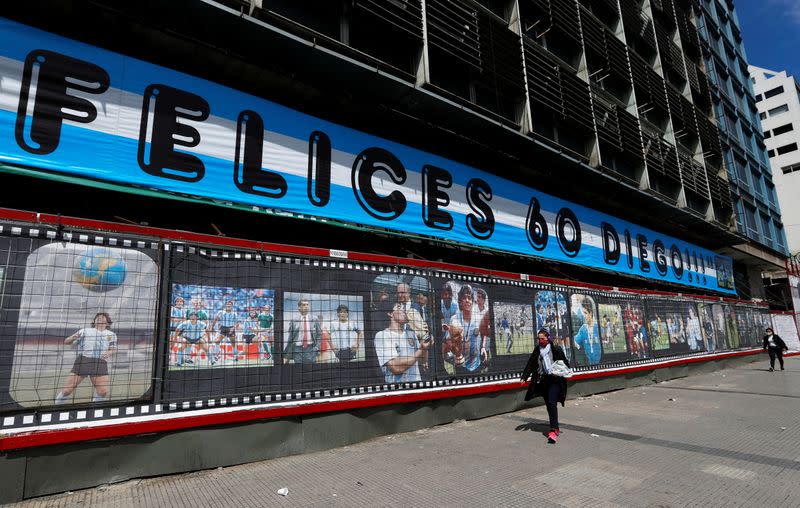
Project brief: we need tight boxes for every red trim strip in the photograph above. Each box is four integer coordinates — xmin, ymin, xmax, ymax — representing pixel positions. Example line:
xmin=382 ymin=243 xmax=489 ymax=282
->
xmin=4 ymin=349 xmax=794 ymax=452
xmin=0 ymin=206 xmax=766 ymax=306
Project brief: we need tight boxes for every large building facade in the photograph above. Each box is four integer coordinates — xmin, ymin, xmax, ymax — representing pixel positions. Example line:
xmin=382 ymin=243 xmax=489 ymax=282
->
xmin=694 ymin=0 xmax=789 ymax=294
xmin=0 ymin=1 xmax=796 ymax=500
xmin=1 ymin=0 xmax=785 ymax=297
xmin=749 ymin=66 xmax=800 ymax=255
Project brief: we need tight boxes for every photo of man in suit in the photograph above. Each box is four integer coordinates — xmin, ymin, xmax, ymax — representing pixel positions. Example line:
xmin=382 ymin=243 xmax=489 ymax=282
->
xmin=283 ymin=297 xmax=322 ymax=364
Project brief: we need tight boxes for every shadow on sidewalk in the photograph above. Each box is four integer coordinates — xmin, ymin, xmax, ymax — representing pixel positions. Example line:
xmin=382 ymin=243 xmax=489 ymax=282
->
xmin=503 ymin=414 xmax=800 ymax=470
xmin=514 ymin=420 xmax=551 ymax=438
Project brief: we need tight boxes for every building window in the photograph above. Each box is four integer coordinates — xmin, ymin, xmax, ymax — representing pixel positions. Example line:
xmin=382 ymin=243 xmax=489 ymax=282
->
xmin=782 ymin=162 xmax=800 ymax=174
xmin=764 ymin=130 xmax=771 ymax=138
xmin=768 ymin=104 xmax=789 ymax=116
xmin=776 ymin=143 xmax=798 ymax=155
xmin=761 ymin=214 xmax=774 ymax=244
xmin=764 ymin=85 xmax=785 ymax=99
xmin=760 ymin=111 xmax=767 ymax=120
xmin=772 ymin=123 xmax=793 ymax=136
xmin=768 ymin=149 xmax=776 ymax=157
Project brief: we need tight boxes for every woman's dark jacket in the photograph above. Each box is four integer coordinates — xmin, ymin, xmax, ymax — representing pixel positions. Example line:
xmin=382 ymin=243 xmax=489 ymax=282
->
xmin=763 ymin=334 xmax=788 ymax=351
xmin=520 ymin=345 xmax=569 ymax=405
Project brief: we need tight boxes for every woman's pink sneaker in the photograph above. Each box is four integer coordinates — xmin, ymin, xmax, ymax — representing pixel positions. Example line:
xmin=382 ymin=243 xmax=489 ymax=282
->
xmin=547 ymin=431 xmax=558 ymax=443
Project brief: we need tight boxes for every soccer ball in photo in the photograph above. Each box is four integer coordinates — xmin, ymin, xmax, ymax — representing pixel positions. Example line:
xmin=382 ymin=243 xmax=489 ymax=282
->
xmin=73 ymin=247 xmax=127 ymax=292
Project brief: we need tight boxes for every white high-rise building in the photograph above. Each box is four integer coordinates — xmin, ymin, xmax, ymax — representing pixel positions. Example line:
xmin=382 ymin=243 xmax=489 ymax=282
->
xmin=749 ymin=66 xmax=800 ymax=255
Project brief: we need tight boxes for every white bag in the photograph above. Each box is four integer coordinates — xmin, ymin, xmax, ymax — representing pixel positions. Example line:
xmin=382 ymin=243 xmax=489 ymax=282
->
xmin=549 ymin=360 xmax=573 ymax=378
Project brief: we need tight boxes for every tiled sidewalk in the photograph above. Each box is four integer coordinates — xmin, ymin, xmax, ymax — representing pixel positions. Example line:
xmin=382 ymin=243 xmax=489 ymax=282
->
xmin=10 ymin=357 xmax=800 ymax=507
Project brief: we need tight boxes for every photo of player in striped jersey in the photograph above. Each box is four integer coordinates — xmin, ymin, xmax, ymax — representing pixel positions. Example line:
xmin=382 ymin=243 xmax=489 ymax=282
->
xmin=172 ymin=311 xmax=215 ymax=367
xmin=168 ymin=284 xmax=275 ymax=368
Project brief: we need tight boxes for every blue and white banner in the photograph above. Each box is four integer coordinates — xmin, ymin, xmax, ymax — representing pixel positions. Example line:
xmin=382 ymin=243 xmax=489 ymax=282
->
xmin=0 ymin=19 xmax=735 ymax=294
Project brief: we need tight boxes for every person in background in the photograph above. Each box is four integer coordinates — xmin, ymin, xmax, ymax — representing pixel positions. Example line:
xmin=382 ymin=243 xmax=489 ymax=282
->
xmin=763 ymin=327 xmax=788 ymax=372
xmin=521 ymin=329 xmax=570 ymax=444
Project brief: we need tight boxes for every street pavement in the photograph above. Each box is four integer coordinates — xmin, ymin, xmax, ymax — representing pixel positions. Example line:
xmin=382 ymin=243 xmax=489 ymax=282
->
xmin=10 ymin=356 xmax=800 ymax=507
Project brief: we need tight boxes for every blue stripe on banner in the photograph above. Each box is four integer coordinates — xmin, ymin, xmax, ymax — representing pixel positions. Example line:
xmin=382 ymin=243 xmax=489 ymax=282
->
xmin=0 ymin=18 xmax=735 ymax=294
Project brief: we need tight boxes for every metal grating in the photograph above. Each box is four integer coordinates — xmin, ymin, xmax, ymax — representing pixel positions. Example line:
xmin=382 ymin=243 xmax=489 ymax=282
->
xmin=525 ymin=40 xmax=593 ymax=132
xmin=426 ymin=0 xmax=525 ymax=123
xmin=562 ymin=71 xmax=595 ymax=131
xmin=593 ymin=90 xmax=622 ymax=151
xmin=426 ymin=0 xmax=482 ymax=70
xmin=697 ymin=110 xmax=722 ymax=162
xmin=619 ymin=0 xmax=657 ymax=56
xmin=708 ymin=172 xmax=734 ymax=217
xmin=580 ymin=7 xmax=630 ymax=85
xmin=678 ymin=150 xmax=708 ymax=198
xmin=526 ymin=39 xmax=562 ymax=115
xmin=673 ymin=0 xmax=701 ymax=61
xmin=667 ymin=86 xmax=697 ymax=140
xmin=655 ymin=22 xmax=686 ymax=81
xmin=618 ymin=104 xmax=645 ymax=161
xmin=527 ymin=0 xmax=582 ymax=45
xmin=353 ymin=0 xmax=424 ymax=40
xmin=644 ymin=133 xmax=681 ymax=184
xmin=475 ymin=15 xmax=527 ymax=97
xmin=629 ymin=49 xmax=668 ymax=120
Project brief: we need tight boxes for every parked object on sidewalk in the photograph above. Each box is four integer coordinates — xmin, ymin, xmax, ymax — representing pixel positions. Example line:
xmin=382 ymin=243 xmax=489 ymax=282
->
xmin=763 ymin=328 xmax=788 ymax=371
xmin=521 ymin=329 xmax=570 ymax=443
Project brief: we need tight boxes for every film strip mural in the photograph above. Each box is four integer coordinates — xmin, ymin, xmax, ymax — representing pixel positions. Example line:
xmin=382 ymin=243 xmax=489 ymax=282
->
xmin=0 ymin=223 xmax=772 ymax=431
xmin=0 ymin=225 xmax=160 ymax=419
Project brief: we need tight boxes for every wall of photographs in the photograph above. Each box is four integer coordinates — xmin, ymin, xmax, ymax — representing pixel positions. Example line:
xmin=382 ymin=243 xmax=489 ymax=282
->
xmin=0 ymin=225 xmax=773 ymax=414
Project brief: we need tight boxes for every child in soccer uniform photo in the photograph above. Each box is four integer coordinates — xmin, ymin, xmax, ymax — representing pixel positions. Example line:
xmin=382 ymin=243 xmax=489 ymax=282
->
xmin=54 ymin=312 xmax=117 ymax=405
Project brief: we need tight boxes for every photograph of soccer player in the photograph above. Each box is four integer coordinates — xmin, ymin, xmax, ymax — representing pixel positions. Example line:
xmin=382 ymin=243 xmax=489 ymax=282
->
xmin=711 ymin=304 xmax=729 ymax=351
xmin=375 ymin=302 xmax=433 ymax=383
xmin=648 ymin=312 xmax=670 ymax=352
xmin=257 ymin=304 xmax=274 ymax=362
xmin=597 ymin=303 xmax=628 ymax=355
xmin=440 ymin=282 xmax=492 ymax=375
xmin=697 ymin=304 xmax=716 ymax=352
xmin=211 ymin=300 xmax=240 ymax=363
xmin=724 ymin=305 xmax=741 ymax=349
xmin=168 ymin=284 xmax=275 ymax=368
xmin=493 ymin=302 xmax=534 ymax=356
xmin=370 ymin=274 xmax=433 ymax=372
xmin=622 ymin=301 xmax=649 ymax=359
xmin=171 ymin=311 xmax=215 ymax=367
xmin=54 ymin=312 xmax=117 ymax=405
xmin=12 ymin=242 xmax=158 ymax=409
xmin=169 ymin=296 xmax=186 ymax=330
xmin=570 ymin=294 xmax=601 ymax=366
xmin=329 ymin=304 xmax=363 ymax=363
xmin=536 ymin=291 xmax=572 ymax=361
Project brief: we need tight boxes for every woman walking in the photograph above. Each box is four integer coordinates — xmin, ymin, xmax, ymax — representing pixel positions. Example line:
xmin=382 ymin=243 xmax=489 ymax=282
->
xmin=521 ymin=329 xmax=570 ymax=444
xmin=763 ymin=327 xmax=789 ymax=371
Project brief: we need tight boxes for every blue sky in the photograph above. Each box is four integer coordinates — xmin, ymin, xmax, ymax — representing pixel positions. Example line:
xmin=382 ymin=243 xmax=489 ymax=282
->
xmin=737 ymin=0 xmax=800 ymax=78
